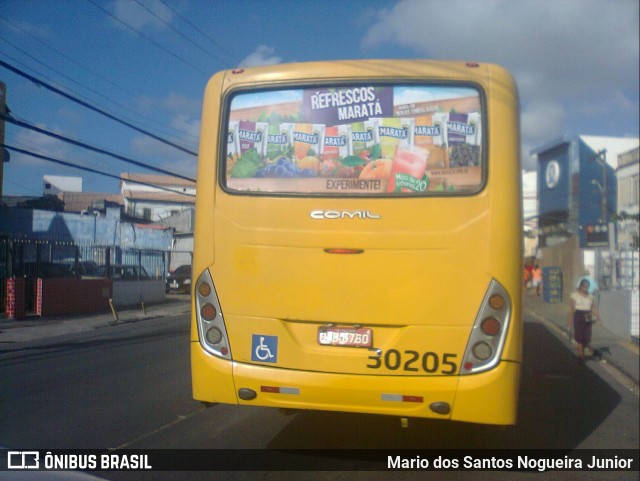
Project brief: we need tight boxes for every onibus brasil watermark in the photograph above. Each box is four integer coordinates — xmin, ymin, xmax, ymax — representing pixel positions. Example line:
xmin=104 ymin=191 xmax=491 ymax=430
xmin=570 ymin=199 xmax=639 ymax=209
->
xmin=7 ymin=451 xmax=151 ymax=471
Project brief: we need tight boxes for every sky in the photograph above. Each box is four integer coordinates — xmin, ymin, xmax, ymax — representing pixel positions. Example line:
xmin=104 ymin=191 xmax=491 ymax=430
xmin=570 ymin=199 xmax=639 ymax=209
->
xmin=0 ymin=0 xmax=638 ymax=196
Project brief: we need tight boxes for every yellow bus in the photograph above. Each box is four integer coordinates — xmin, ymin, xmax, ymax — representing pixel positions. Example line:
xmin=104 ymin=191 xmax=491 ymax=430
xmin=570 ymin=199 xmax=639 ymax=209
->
xmin=191 ymin=59 xmax=522 ymax=425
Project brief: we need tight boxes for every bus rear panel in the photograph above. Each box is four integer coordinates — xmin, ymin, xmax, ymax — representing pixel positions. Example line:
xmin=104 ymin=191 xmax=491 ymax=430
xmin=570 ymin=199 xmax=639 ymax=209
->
xmin=191 ymin=60 xmax=522 ymax=425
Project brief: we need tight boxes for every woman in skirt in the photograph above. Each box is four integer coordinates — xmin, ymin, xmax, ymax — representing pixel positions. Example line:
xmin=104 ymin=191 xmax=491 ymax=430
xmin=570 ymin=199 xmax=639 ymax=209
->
xmin=568 ymin=279 xmax=600 ymax=363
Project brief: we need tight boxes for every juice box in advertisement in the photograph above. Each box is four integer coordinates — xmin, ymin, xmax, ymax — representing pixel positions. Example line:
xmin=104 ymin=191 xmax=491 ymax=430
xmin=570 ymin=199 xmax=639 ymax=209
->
xmin=291 ymin=123 xmax=325 ymax=161
xmin=266 ymin=123 xmax=292 ymax=160
xmin=414 ymin=114 xmax=439 ymax=146
xmin=446 ymin=112 xmax=481 ymax=167
xmin=350 ymin=120 xmax=376 ymax=158
xmin=386 ymin=145 xmax=429 ymax=193
xmin=375 ymin=117 xmax=415 ymax=159
xmin=446 ymin=112 xmax=469 ymax=145
xmin=238 ymin=121 xmax=268 ymax=159
xmin=467 ymin=112 xmax=482 ymax=145
xmin=414 ymin=113 xmax=447 ymax=168
xmin=322 ymin=124 xmax=352 ymax=160
xmin=227 ymin=120 xmax=240 ymax=156
xmin=226 ymin=120 xmax=241 ymax=175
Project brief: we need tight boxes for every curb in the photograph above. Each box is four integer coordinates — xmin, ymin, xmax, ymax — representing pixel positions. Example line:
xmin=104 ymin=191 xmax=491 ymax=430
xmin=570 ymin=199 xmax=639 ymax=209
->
xmin=526 ymin=306 xmax=639 ymax=394
xmin=0 ymin=296 xmax=191 ymax=345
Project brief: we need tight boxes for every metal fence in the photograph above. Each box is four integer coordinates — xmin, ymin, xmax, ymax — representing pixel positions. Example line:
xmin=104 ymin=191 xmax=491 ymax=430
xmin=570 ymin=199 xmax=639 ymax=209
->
xmin=5 ymin=240 xmax=168 ymax=278
xmin=618 ymin=249 xmax=639 ymax=290
xmin=0 ymin=238 xmax=173 ymax=315
xmin=0 ymin=237 xmax=192 ymax=316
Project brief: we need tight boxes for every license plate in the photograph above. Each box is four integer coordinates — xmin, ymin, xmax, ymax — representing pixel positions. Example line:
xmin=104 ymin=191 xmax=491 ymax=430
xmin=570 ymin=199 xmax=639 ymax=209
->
xmin=318 ymin=327 xmax=372 ymax=347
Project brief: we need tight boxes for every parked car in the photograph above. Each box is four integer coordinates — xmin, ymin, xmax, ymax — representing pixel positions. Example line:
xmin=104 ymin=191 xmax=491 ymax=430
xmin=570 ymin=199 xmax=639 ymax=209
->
xmin=58 ymin=259 xmax=99 ymax=277
xmin=166 ymin=265 xmax=192 ymax=293
xmin=22 ymin=262 xmax=74 ymax=278
xmin=95 ymin=264 xmax=150 ymax=281
xmin=74 ymin=261 xmax=99 ymax=277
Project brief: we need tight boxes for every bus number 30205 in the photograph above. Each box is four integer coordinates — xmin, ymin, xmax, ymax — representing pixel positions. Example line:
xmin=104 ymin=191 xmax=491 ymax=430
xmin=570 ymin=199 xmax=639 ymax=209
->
xmin=367 ymin=349 xmax=458 ymax=374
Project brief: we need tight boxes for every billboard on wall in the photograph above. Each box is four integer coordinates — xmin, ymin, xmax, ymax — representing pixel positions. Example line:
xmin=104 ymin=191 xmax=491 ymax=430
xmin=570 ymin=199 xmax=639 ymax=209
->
xmin=537 ymin=143 xmax=571 ymax=247
xmin=542 ymin=266 xmax=562 ymax=303
xmin=583 ymin=223 xmax=610 ymax=247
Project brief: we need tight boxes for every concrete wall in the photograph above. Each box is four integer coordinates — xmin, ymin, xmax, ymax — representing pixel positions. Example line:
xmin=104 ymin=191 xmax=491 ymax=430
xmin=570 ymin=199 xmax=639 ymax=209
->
xmin=539 ymin=236 xmax=585 ymax=302
xmin=598 ymin=290 xmax=637 ymax=339
xmin=169 ymin=236 xmax=193 ymax=272
xmin=0 ymin=206 xmax=173 ymax=249
xmin=37 ymin=278 xmax=112 ymax=317
xmin=540 ymin=237 xmax=638 ymax=339
xmin=632 ymin=290 xmax=639 ymax=337
xmin=158 ymin=208 xmax=194 ymax=233
xmin=111 ymin=279 xmax=165 ymax=307
xmin=4 ymin=277 xmax=165 ymax=319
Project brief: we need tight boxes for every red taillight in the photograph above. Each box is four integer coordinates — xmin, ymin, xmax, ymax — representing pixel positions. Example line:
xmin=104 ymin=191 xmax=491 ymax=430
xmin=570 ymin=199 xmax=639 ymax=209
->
xmin=324 ymin=248 xmax=364 ymax=254
xmin=402 ymin=395 xmax=424 ymax=403
xmin=481 ymin=317 xmax=501 ymax=336
xmin=381 ymin=393 xmax=424 ymax=403
xmin=201 ymin=303 xmax=216 ymax=320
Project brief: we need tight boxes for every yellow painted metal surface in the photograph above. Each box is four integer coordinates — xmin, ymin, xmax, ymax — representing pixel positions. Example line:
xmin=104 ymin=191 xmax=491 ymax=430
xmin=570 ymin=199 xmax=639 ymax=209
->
xmin=191 ymin=59 xmax=522 ymax=424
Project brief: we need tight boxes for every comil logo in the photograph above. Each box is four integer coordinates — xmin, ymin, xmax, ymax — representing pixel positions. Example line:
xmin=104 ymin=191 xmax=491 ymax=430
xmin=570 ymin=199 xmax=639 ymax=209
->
xmin=8 ymin=451 xmax=39 ymax=469
xmin=310 ymin=210 xmax=381 ymax=220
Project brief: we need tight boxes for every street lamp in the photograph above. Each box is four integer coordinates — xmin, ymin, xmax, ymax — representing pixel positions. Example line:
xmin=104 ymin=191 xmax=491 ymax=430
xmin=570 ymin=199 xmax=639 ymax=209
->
xmin=590 ymin=179 xmax=606 ymax=224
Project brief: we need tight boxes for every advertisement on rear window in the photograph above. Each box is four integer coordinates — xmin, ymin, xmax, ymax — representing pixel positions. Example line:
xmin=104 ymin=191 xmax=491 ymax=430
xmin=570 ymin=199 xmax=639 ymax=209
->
xmin=224 ymin=84 xmax=483 ymax=195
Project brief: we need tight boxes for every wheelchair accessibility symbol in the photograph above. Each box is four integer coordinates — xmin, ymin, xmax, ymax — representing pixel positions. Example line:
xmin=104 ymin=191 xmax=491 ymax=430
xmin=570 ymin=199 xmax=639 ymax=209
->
xmin=251 ymin=334 xmax=278 ymax=363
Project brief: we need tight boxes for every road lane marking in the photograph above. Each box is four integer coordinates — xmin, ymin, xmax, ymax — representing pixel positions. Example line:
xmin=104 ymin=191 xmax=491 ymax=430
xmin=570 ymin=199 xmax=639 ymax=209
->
xmin=110 ymin=409 xmax=206 ymax=450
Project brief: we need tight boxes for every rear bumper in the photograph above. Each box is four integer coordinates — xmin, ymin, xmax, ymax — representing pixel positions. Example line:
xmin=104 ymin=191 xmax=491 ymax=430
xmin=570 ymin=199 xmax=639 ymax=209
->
xmin=192 ymin=343 xmax=520 ymax=425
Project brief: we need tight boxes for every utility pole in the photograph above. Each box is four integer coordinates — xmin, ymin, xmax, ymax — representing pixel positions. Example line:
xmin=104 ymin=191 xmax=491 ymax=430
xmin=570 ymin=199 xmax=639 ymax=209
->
xmin=592 ymin=150 xmax=608 ymax=223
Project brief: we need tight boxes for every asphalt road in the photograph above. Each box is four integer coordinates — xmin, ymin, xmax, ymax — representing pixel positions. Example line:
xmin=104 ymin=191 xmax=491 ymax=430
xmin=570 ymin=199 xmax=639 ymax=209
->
xmin=0 ymin=312 xmax=638 ymax=481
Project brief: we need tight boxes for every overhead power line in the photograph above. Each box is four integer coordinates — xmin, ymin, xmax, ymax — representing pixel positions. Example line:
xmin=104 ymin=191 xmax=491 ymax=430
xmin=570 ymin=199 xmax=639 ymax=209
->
xmin=85 ymin=0 xmax=210 ymax=76
xmin=0 ymin=59 xmax=198 ymax=157
xmin=0 ymin=19 xmax=198 ymax=145
xmin=0 ymin=36 xmax=194 ymax=146
xmin=157 ymin=0 xmax=235 ymax=64
xmin=3 ymin=115 xmax=196 ymax=182
xmin=131 ymin=0 xmax=229 ymax=67
xmin=0 ymin=15 xmax=139 ymax=100
xmin=3 ymin=144 xmax=196 ymax=197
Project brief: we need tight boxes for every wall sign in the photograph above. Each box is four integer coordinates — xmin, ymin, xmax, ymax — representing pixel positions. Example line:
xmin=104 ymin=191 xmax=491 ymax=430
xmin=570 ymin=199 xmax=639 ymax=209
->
xmin=545 ymin=160 xmax=560 ymax=189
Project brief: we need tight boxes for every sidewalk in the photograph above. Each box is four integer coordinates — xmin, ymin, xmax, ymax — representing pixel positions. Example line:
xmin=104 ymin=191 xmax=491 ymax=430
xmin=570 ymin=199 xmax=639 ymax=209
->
xmin=0 ymin=294 xmax=191 ymax=346
xmin=524 ymin=293 xmax=639 ymax=386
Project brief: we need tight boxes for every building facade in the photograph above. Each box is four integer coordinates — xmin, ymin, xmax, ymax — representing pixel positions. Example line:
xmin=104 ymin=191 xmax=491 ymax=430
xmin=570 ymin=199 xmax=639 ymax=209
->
xmin=617 ymin=147 xmax=639 ymax=250
xmin=522 ymin=170 xmax=538 ymax=258
xmin=43 ymin=175 xmax=82 ymax=196
xmin=532 ymin=135 xmax=639 ymax=338
xmin=120 ymin=173 xmax=196 ymax=222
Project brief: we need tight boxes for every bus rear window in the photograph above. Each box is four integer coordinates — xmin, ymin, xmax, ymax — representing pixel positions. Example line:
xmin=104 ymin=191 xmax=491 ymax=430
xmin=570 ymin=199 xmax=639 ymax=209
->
xmin=223 ymin=84 xmax=484 ymax=196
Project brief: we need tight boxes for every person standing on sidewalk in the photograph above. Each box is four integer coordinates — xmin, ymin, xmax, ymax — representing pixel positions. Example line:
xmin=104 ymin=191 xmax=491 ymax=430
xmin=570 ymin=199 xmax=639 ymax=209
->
xmin=532 ymin=264 xmax=542 ymax=297
xmin=568 ymin=279 xmax=600 ymax=364
xmin=577 ymin=270 xmax=599 ymax=296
